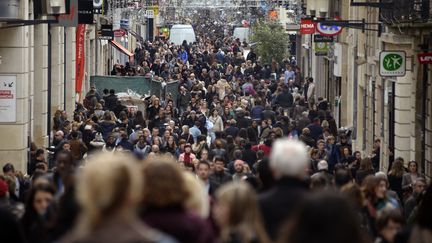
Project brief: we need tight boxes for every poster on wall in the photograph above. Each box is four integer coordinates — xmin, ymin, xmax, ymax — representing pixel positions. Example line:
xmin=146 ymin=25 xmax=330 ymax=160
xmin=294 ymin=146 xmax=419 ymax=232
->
xmin=0 ymin=75 xmax=17 ymax=123
xmin=76 ymin=24 xmax=86 ymax=100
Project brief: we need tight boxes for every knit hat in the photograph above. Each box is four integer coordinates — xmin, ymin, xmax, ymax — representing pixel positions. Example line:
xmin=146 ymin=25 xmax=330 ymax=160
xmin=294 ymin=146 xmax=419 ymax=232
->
xmin=0 ymin=179 xmax=8 ymax=197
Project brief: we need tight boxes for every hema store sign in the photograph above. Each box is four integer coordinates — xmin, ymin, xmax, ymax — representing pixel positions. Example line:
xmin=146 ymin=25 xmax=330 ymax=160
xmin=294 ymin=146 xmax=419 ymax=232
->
xmin=300 ymin=19 xmax=315 ymax=34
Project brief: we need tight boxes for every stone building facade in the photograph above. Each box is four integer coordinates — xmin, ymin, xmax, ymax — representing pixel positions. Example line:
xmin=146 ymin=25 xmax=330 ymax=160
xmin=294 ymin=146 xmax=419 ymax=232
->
xmin=0 ymin=0 xmax=106 ymax=171
xmin=304 ymin=0 xmax=432 ymax=177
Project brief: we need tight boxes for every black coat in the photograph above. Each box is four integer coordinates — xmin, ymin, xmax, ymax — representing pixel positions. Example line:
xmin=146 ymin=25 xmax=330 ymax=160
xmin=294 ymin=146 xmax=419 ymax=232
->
xmin=0 ymin=208 xmax=26 ymax=243
xmin=242 ymin=149 xmax=257 ymax=171
xmin=276 ymin=91 xmax=293 ymax=108
xmin=299 ymin=134 xmax=316 ymax=147
xmin=258 ymin=177 xmax=308 ymax=240
xmin=262 ymin=109 xmax=276 ymax=122
xmin=209 ymin=171 xmax=232 ymax=190
xmin=225 ymin=126 xmax=239 ymax=138
xmin=355 ymin=169 xmax=375 ymax=185
xmin=104 ymin=94 xmax=118 ymax=110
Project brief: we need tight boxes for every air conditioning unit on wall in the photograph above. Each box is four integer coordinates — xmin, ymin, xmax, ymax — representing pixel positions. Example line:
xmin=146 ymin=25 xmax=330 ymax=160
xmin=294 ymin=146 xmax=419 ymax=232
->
xmin=46 ymin=0 xmax=67 ymax=14
xmin=0 ymin=0 xmax=20 ymax=20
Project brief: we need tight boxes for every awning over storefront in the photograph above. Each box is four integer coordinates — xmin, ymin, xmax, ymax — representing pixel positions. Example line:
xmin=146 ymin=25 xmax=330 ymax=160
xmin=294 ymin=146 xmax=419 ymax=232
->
xmin=109 ymin=40 xmax=134 ymax=57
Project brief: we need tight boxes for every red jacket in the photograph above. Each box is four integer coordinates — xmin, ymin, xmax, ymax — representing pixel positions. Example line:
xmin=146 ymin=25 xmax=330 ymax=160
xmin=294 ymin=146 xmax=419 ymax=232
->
xmin=252 ymin=144 xmax=271 ymax=157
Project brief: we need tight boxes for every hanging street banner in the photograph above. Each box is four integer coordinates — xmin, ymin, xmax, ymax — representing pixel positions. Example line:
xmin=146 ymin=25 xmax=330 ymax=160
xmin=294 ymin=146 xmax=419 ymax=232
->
xmin=380 ymin=51 xmax=406 ymax=77
xmin=314 ymin=35 xmax=334 ymax=43
xmin=76 ymin=24 xmax=86 ymax=99
xmin=315 ymin=42 xmax=329 ymax=56
xmin=300 ymin=19 xmax=315 ymax=35
xmin=0 ymin=75 xmax=16 ymax=123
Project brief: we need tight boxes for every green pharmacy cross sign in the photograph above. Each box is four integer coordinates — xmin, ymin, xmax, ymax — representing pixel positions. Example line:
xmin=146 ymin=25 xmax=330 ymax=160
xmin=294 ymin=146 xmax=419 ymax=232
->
xmin=380 ymin=51 xmax=406 ymax=77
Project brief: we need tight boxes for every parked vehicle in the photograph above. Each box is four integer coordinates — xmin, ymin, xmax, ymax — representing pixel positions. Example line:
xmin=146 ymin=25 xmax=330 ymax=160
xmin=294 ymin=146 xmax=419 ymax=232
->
xmin=169 ymin=24 xmax=196 ymax=45
xmin=233 ymin=27 xmax=250 ymax=43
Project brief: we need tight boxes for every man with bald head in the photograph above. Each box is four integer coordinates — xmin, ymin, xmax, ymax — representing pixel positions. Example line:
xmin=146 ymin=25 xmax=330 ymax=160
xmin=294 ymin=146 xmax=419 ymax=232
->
xmin=232 ymin=160 xmax=247 ymax=181
xmin=48 ymin=130 xmax=67 ymax=161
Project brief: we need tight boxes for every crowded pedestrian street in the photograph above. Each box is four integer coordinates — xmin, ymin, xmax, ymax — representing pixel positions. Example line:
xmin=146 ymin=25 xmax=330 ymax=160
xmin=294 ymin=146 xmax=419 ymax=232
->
xmin=0 ymin=0 xmax=431 ymax=243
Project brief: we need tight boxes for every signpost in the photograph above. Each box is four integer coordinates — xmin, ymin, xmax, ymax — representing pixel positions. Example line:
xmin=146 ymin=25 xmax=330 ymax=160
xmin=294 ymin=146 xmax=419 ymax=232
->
xmin=114 ymin=29 xmax=126 ymax=37
xmin=316 ymin=22 xmax=343 ymax=36
xmin=300 ymin=19 xmax=315 ymax=34
xmin=145 ymin=10 xmax=155 ymax=18
xmin=314 ymin=35 xmax=334 ymax=43
xmin=78 ymin=0 xmax=93 ymax=24
xmin=315 ymin=42 xmax=329 ymax=56
xmin=93 ymin=0 xmax=104 ymax=14
xmin=120 ymin=19 xmax=129 ymax=29
xmin=418 ymin=53 xmax=432 ymax=64
xmin=379 ymin=51 xmax=406 ymax=77
xmin=99 ymin=24 xmax=113 ymax=40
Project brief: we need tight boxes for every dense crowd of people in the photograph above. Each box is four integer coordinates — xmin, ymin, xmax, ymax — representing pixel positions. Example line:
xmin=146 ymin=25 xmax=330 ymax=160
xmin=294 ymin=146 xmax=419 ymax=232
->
xmin=0 ymin=34 xmax=431 ymax=243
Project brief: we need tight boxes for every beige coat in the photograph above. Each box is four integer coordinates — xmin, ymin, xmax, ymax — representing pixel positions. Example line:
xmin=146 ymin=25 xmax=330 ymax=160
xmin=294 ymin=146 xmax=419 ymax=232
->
xmin=216 ymin=79 xmax=230 ymax=99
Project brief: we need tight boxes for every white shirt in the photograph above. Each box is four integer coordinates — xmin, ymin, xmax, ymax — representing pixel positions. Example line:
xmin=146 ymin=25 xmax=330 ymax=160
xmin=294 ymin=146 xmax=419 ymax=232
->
xmin=14 ymin=177 xmax=20 ymax=198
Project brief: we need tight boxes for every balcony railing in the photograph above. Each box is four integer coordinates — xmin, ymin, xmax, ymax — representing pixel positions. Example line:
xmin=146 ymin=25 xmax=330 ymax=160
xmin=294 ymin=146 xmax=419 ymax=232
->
xmin=380 ymin=0 xmax=432 ymax=24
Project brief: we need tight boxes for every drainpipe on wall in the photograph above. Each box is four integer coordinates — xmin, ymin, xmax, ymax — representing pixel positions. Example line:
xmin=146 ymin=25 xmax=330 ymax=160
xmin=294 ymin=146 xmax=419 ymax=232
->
xmin=352 ymin=45 xmax=358 ymax=140
xmin=64 ymin=28 xmax=67 ymax=111
xmin=47 ymin=23 xmax=52 ymax=143
xmin=421 ymin=40 xmax=429 ymax=175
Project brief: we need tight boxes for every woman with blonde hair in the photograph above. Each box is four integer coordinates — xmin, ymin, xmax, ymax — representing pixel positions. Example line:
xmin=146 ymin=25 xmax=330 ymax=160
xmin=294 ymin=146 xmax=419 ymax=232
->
xmin=93 ymin=103 xmax=104 ymax=119
xmin=182 ymin=172 xmax=210 ymax=219
xmin=62 ymin=153 xmax=173 ymax=243
xmin=140 ymin=158 xmax=214 ymax=243
xmin=213 ymin=182 xmax=270 ymax=243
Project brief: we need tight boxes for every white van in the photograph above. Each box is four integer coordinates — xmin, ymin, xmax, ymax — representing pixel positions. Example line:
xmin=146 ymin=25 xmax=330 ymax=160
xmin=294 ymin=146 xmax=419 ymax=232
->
xmin=169 ymin=24 xmax=196 ymax=45
xmin=233 ymin=27 xmax=250 ymax=43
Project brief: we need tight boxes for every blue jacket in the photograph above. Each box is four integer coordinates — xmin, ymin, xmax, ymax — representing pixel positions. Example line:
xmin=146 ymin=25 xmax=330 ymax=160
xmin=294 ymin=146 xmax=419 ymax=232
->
xmin=216 ymin=52 xmax=225 ymax=63
xmin=251 ymin=105 xmax=264 ymax=120
xmin=306 ymin=124 xmax=323 ymax=141
xmin=326 ymin=144 xmax=341 ymax=171
xmin=179 ymin=51 xmax=188 ymax=63
xmin=117 ymin=139 xmax=134 ymax=151
xmin=99 ymin=121 xmax=117 ymax=141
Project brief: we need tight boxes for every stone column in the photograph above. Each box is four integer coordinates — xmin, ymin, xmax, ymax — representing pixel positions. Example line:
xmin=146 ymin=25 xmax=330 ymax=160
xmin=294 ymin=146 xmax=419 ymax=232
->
xmin=65 ymin=27 xmax=76 ymax=115
xmin=33 ymin=24 xmax=49 ymax=148
xmin=50 ymin=26 xmax=65 ymax=114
